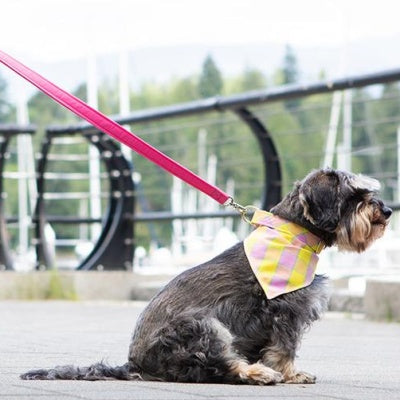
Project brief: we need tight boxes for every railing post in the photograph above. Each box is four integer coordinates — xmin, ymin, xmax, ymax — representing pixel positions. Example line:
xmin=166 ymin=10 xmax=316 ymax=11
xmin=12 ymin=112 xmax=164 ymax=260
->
xmin=0 ymin=125 xmax=36 ymax=271
xmin=233 ymin=108 xmax=282 ymax=210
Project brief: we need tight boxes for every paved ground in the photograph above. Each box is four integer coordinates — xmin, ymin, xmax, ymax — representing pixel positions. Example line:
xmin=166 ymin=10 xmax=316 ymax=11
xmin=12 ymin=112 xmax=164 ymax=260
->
xmin=1 ymin=301 xmax=399 ymax=400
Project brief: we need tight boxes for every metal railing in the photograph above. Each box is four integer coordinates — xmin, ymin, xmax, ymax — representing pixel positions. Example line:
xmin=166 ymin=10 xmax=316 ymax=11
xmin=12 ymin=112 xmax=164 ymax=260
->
xmin=1 ymin=68 xmax=400 ymax=270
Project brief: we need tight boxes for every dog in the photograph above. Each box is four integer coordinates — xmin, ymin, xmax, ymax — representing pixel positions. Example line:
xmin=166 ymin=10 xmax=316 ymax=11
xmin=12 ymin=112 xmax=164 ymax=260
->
xmin=21 ymin=168 xmax=392 ymax=384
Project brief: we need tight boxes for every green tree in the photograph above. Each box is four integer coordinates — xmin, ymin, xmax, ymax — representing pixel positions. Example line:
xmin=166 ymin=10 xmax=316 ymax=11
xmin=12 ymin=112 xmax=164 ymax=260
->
xmin=225 ymin=68 xmax=266 ymax=94
xmin=351 ymin=88 xmax=377 ymax=175
xmin=241 ymin=68 xmax=266 ymax=91
xmin=0 ymin=73 xmax=12 ymax=122
xmin=198 ymin=55 xmax=223 ymax=98
xmin=28 ymin=91 xmax=71 ymax=124
xmin=280 ymin=45 xmax=302 ymax=116
xmin=73 ymin=83 xmax=87 ymax=102
xmin=282 ymin=44 xmax=298 ymax=85
xmin=370 ymin=83 xmax=400 ymax=200
xmin=171 ymin=77 xmax=198 ymax=102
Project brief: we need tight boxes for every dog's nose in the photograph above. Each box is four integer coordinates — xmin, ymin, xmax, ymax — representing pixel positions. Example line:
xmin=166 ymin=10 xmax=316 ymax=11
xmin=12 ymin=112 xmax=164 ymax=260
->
xmin=382 ymin=206 xmax=392 ymax=219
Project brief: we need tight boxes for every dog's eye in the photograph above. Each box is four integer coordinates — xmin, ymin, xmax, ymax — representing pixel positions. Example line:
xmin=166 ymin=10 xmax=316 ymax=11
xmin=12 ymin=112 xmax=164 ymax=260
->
xmin=368 ymin=198 xmax=381 ymax=207
xmin=373 ymin=199 xmax=385 ymax=209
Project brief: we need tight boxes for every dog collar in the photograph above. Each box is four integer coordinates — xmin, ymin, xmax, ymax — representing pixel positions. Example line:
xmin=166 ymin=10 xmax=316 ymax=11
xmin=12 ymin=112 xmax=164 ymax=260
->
xmin=244 ymin=210 xmax=324 ymax=299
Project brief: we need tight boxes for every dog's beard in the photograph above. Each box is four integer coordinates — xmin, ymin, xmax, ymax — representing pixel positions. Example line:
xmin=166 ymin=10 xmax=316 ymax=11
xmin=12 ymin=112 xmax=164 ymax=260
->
xmin=335 ymin=202 xmax=388 ymax=253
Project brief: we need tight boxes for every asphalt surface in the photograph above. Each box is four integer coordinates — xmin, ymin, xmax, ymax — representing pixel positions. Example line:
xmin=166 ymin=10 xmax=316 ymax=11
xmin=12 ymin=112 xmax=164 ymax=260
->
xmin=1 ymin=301 xmax=399 ymax=400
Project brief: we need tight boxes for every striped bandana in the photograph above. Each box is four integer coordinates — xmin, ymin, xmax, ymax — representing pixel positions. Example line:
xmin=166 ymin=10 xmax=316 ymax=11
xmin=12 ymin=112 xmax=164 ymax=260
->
xmin=243 ymin=210 xmax=324 ymax=299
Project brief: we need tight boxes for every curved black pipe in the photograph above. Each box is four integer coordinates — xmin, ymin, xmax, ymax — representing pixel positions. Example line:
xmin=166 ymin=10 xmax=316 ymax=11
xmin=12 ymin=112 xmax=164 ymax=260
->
xmin=34 ymin=133 xmax=56 ymax=269
xmin=36 ymin=129 xmax=135 ymax=270
xmin=233 ymin=107 xmax=282 ymax=210
xmin=0 ymin=126 xmax=36 ymax=270
xmin=77 ymin=133 xmax=134 ymax=270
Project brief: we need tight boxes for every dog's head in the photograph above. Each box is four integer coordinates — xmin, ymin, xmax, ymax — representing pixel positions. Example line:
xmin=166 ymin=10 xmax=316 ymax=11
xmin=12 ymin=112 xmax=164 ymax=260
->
xmin=272 ymin=168 xmax=392 ymax=252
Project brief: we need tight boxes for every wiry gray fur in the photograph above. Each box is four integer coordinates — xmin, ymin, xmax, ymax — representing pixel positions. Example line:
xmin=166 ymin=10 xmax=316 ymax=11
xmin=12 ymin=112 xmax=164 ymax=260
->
xmin=21 ymin=168 xmax=391 ymax=384
xmin=126 ymin=245 xmax=330 ymax=383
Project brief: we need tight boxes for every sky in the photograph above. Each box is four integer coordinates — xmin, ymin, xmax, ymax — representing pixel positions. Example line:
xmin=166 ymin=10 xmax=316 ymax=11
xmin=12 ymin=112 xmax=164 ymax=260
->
xmin=1 ymin=0 xmax=400 ymax=105
xmin=2 ymin=0 xmax=400 ymax=62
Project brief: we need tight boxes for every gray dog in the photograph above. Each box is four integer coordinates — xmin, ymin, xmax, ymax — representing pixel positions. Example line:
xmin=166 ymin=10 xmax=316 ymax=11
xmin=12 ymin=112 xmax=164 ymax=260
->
xmin=21 ymin=168 xmax=392 ymax=384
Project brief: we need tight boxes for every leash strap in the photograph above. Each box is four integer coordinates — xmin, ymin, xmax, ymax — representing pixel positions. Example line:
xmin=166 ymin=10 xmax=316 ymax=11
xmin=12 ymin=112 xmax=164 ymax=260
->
xmin=0 ymin=50 xmax=232 ymax=205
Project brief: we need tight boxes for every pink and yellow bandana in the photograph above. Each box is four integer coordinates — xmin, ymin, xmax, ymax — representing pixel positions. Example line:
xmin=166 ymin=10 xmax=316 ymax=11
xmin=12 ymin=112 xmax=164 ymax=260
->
xmin=244 ymin=210 xmax=324 ymax=299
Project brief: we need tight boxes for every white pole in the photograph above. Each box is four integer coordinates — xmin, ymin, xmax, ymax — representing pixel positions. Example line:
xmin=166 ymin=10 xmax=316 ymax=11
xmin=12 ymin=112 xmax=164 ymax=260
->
xmin=16 ymin=80 xmax=29 ymax=255
xmin=197 ymin=129 xmax=207 ymax=235
xmin=342 ymin=89 xmax=352 ymax=171
xmin=322 ymin=91 xmax=342 ymax=168
xmin=118 ymin=50 xmax=132 ymax=162
xmin=26 ymin=136 xmax=38 ymax=214
xmin=87 ymin=53 xmax=102 ymax=241
xmin=198 ymin=129 xmax=207 ymax=179
xmin=205 ymin=154 xmax=218 ymax=237
xmin=171 ymin=176 xmax=183 ymax=258
xmin=225 ymin=178 xmax=235 ymax=231
xmin=397 ymin=126 xmax=400 ymax=230
xmin=119 ymin=51 xmax=130 ymax=116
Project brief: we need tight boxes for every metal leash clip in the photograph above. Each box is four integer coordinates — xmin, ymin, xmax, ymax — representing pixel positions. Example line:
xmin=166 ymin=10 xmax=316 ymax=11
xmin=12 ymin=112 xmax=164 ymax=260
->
xmin=224 ymin=198 xmax=259 ymax=224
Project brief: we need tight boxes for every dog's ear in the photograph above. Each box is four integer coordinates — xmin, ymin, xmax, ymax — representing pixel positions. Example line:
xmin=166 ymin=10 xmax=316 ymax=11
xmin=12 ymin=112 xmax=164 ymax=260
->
xmin=298 ymin=169 xmax=341 ymax=232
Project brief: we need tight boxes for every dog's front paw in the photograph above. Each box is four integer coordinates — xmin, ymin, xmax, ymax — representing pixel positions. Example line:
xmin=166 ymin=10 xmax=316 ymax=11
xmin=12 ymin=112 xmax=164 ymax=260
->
xmin=231 ymin=361 xmax=284 ymax=385
xmin=239 ymin=363 xmax=284 ymax=385
xmin=284 ymin=371 xmax=316 ymax=384
xmin=248 ymin=365 xmax=284 ymax=385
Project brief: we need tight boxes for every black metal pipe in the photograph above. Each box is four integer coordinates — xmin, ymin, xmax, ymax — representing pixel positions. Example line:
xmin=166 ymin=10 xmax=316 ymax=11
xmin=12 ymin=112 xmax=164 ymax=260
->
xmin=46 ymin=68 xmax=400 ymax=134
xmin=234 ymin=108 xmax=281 ymax=210
xmin=0 ymin=125 xmax=36 ymax=134
xmin=23 ymin=211 xmax=243 ymax=223
xmin=7 ymin=203 xmax=400 ymax=225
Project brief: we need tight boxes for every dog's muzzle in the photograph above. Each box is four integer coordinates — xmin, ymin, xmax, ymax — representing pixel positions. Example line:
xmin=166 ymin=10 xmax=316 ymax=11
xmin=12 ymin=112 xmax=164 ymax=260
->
xmin=382 ymin=206 xmax=392 ymax=220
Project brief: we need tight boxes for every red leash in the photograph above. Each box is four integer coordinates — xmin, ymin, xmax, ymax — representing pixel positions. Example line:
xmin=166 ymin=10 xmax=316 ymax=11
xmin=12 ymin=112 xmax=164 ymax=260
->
xmin=0 ymin=50 xmax=238 ymax=207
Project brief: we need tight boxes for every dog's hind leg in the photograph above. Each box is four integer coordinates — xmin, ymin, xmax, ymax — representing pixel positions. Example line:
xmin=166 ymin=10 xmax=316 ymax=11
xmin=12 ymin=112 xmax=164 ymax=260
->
xmin=209 ymin=319 xmax=283 ymax=385
xmin=130 ymin=314 xmax=282 ymax=384
xmin=211 ymin=319 xmax=283 ymax=385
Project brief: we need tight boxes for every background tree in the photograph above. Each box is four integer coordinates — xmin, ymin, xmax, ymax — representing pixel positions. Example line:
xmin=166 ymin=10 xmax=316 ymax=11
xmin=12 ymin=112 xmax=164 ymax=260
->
xmin=198 ymin=55 xmax=223 ymax=98
xmin=225 ymin=67 xmax=266 ymax=95
xmin=282 ymin=44 xmax=298 ymax=84
xmin=280 ymin=45 xmax=301 ymax=113
xmin=241 ymin=68 xmax=266 ymax=91
xmin=0 ymin=73 xmax=12 ymax=122
xmin=5 ymin=48 xmax=399 ymax=250
xmin=370 ymin=83 xmax=400 ymax=199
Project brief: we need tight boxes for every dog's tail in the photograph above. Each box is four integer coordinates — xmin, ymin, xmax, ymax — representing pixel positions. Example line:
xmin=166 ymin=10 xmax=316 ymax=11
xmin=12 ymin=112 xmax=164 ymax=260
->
xmin=20 ymin=361 xmax=142 ymax=381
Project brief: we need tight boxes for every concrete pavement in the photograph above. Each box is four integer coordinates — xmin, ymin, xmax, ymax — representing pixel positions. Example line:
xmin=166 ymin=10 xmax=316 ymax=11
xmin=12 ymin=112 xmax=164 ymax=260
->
xmin=1 ymin=301 xmax=399 ymax=400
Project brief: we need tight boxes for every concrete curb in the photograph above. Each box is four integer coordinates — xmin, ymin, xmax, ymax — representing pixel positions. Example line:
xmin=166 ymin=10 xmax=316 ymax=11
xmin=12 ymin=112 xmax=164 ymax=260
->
xmin=0 ymin=271 xmax=174 ymax=301
xmin=1 ymin=272 xmax=399 ymax=321
xmin=364 ymin=277 xmax=400 ymax=322
xmin=328 ymin=290 xmax=364 ymax=313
